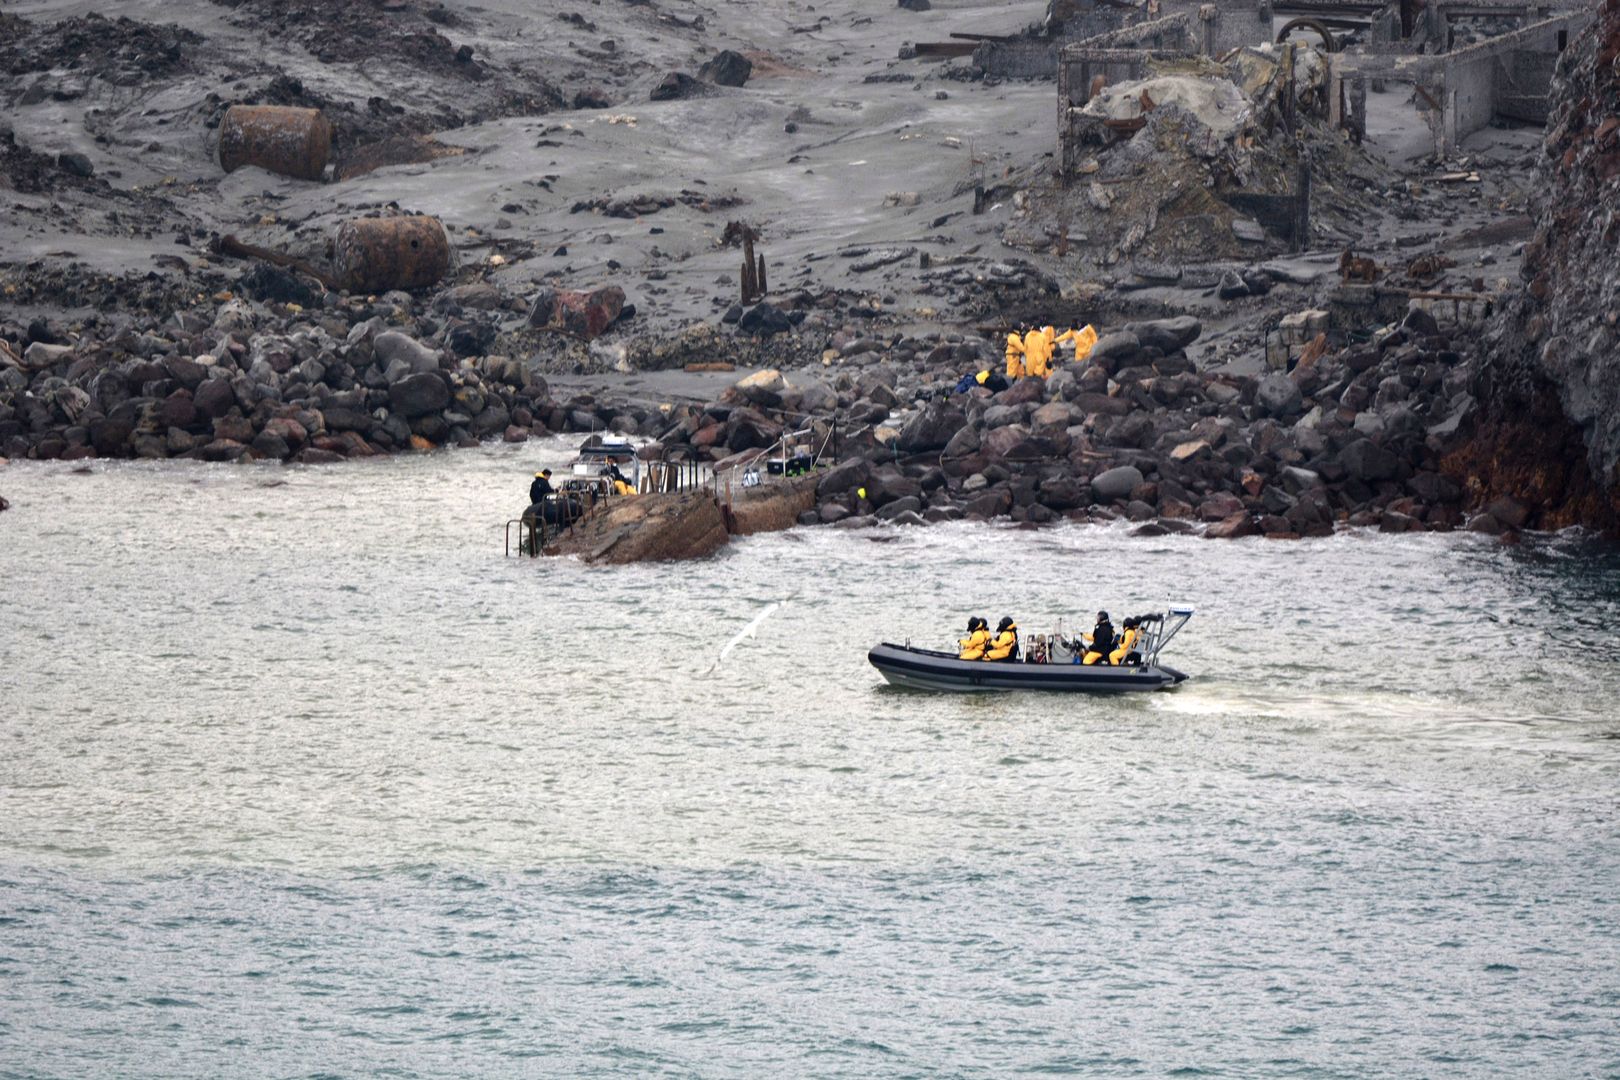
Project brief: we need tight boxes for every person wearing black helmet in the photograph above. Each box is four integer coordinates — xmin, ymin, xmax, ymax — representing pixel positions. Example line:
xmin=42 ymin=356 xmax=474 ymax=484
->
xmin=984 ymin=616 xmax=1020 ymax=662
xmin=1082 ymin=610 xmax=1115 ymax=665
xmin=1109 ymin=616 xmax=1141 ymax=665
xmin=957 ymin=616 xmax=990 ymax=661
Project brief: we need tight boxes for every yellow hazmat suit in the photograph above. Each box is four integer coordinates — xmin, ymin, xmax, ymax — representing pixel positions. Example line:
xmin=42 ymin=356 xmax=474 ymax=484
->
xmin=958 ymin=628 xmax=990 ymax=661
xmin=1004 ymin=332 xmax=1027 ymax=379
xmin=985 ymin=623 xmax=1019 ymax=662
xmin=1056 ymin=324 xmax=1100 ymax=364
xmin=1021 ymin=327 xmax=1052 ymax=379
xmin=1108 ymin=626 xmax=1139 ymax=665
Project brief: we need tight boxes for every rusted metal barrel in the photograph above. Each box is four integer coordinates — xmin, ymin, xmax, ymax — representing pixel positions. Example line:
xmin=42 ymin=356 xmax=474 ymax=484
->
xmin=333 ymin=215 xmax=451 ymax=294
xmin=218 ymin=105 xmax=332 ymax=182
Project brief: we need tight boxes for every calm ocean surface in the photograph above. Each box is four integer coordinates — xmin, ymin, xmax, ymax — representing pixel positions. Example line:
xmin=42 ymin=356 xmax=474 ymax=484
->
xmin=2 ymin=440 xmax=1618 ymax=1078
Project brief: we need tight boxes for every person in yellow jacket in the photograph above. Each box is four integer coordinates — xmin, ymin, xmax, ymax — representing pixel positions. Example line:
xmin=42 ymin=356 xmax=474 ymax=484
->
xmin=1023 ymin=325 xmax=1056 ymax=379
xmin=1108 ymin=617 xmax=1140 ymax=665
xmin=957 ymin=616 xmax=990 ymax=660
xmin=1056 ymin=324 xmax=1100 ymax=364
xmin=984 ymin=616 xmax=1019 ymax=662
xmin=1004 ymin=331 xmax=1027 ymax=379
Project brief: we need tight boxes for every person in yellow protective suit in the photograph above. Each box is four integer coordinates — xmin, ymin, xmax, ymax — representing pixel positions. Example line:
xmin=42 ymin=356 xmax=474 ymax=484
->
xmin=984 ymin=616 xmax=1020 ymax=662
xmin=1108 ymin=617 xmax=1140 ymax=665
xmin=1023 ymin=326 xmax=1056 ymax=379
xmin=1080 ymin=610 xmax=1116 ymax=665
xmin=608 ymin=464 xmax=637 ymax=497
xmin=1004 ymin=331 xmax=1027 ymax=380
xmin=1055 ymin=324 xmax=1100 ymax=365
xmin=958 ymin=616 xmax=990 ymax=661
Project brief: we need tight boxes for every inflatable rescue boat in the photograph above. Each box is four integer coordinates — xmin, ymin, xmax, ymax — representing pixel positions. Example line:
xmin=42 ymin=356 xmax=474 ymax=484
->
xmin=869 ymin=607 xmax=1193 ymax=693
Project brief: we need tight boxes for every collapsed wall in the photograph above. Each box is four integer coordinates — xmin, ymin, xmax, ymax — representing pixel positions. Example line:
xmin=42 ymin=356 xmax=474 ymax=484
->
xmin=1452 ymin=0 xmax=1620 ymax=532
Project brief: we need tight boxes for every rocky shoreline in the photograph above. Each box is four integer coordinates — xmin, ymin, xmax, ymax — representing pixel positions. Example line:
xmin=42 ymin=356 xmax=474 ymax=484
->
xmin=0 ymin=274 xmax=1528 ymax=543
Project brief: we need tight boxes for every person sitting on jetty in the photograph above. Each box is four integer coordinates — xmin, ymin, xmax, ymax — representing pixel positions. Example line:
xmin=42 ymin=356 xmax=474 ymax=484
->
xmin=1081 ymin=611 xmax=1116 ymax=666
xmin=530 ymin=469 xmax=554 ymax=504
xmin=1004 ymin=331 xmax=1027 ymax=380
xmin=1056 ymin=324 xmax=1100 ymax=364
xmin=958 ymin=616 xmax=990 ymax=660
xmin=985 ymin=616 xmax=1020 ymax=662
xmin=1109 ymin=617 xmax=1140 ymax=666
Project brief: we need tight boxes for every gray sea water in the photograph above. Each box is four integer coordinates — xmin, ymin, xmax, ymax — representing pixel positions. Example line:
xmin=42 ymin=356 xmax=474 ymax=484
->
xmin=2 ymin=439 xmax=1619 ymax=1079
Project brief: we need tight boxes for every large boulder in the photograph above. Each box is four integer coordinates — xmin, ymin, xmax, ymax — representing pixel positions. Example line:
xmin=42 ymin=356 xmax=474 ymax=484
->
xmin=1254 ymin=372 xmax=1304 ymax=418
xmin=389 ymin=372 xmax=450 ymax=418
xmin=193 ymin=378 xmax=237 ymax=419
xmin=817 ymin=457 xmax=872 ymax=497
xmin=89 ymin=417 xmax=133 ymax=457
xmin=528 ymin=285 xmax=626 ymax=341
xmin=1197 ymin=491 xmax=1246 ymax=521
xmin=980 ymin=424 xmax=1029 ymax=462
xmin=735 ymin=368 xmax=785 ymax=405
xmin=164 ymin=356 xmax=208 ymax=390
xmin=1338 ymin=437 xmax=1399 ymax=481
xmin=1123 ymin=316 xmax=1201 ymax=352
xmin=1090 ymin=464 xmax=1144 ymax=502
xmin=738 ymin=302 xmax=793 ymax=338
xmin=698 ymin=50 xmax=752 ymax=87
xmin=373 ymin=331 xmax=440 ymax=375
xmin=470 ymin=401 xmax=511 ymax=440
xmin=1088 ymin=331 xmax=1141 ymax=369
xmin=1031 ymin=401 xmax=1074 ymax=428
xmin=1038 ymin=476 xmax=1088 ymax=510
xmin=995 ymin=377 xmax=1046 ymax=407
xmin=942 ymin=424 xmax=980 ymax=459
xmin=1204 ymin=511 xmax=1260 ymax=539
xmin=650 ymin=72 xmax=706 ymax=101
xmin=895 ymin=402 xmax=967 ymax=453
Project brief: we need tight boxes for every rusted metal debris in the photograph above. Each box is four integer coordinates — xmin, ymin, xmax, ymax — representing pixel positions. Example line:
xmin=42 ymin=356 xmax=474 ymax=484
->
xmin=218 ymin=105 xmax=331 ymax=182
xmin=1275 ymin=17 xmax=1340 ymax=51
xmin=737 ymin=224 xmax=767 ymax=304
xmin=214 ymin=234 xmax=337 ymax=290
xmin=914 ymin=42 xmax=980 ymax=58
xmin=1407 ymin=252 xmax=1456 ymax=279
xmin=333 ymin=215 xmax=451 ymax=294
xmin=1339 ymin=249 xmax=1380 ymax=283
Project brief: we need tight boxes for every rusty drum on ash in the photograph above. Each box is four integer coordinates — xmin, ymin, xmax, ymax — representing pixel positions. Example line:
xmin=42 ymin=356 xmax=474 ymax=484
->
xmin=333 ymin=216 xmax=451 ymax=294
xmin=218 ymin=105 xmax=332 ymax=182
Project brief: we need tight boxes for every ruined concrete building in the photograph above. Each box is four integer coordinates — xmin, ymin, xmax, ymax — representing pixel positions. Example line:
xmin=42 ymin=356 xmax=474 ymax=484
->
xmin=1041 ymin=0 xmax=1592 ymax=167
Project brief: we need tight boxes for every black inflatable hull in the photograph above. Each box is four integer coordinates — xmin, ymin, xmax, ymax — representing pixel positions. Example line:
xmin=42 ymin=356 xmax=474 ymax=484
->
xmin=868 ymin=643 xmax=1187 ymax=693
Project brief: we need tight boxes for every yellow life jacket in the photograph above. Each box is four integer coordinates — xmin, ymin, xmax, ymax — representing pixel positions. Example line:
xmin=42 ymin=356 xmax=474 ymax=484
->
xmin=985 ymin=627 xmax=1018 ymax=661
xmin=958 ymin=628 xmax=990 ymax=660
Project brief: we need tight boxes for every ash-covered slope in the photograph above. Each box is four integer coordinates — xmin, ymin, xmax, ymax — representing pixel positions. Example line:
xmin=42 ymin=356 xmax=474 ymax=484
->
xmin=1460 ymin=0 xmax=1620 ymax=532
